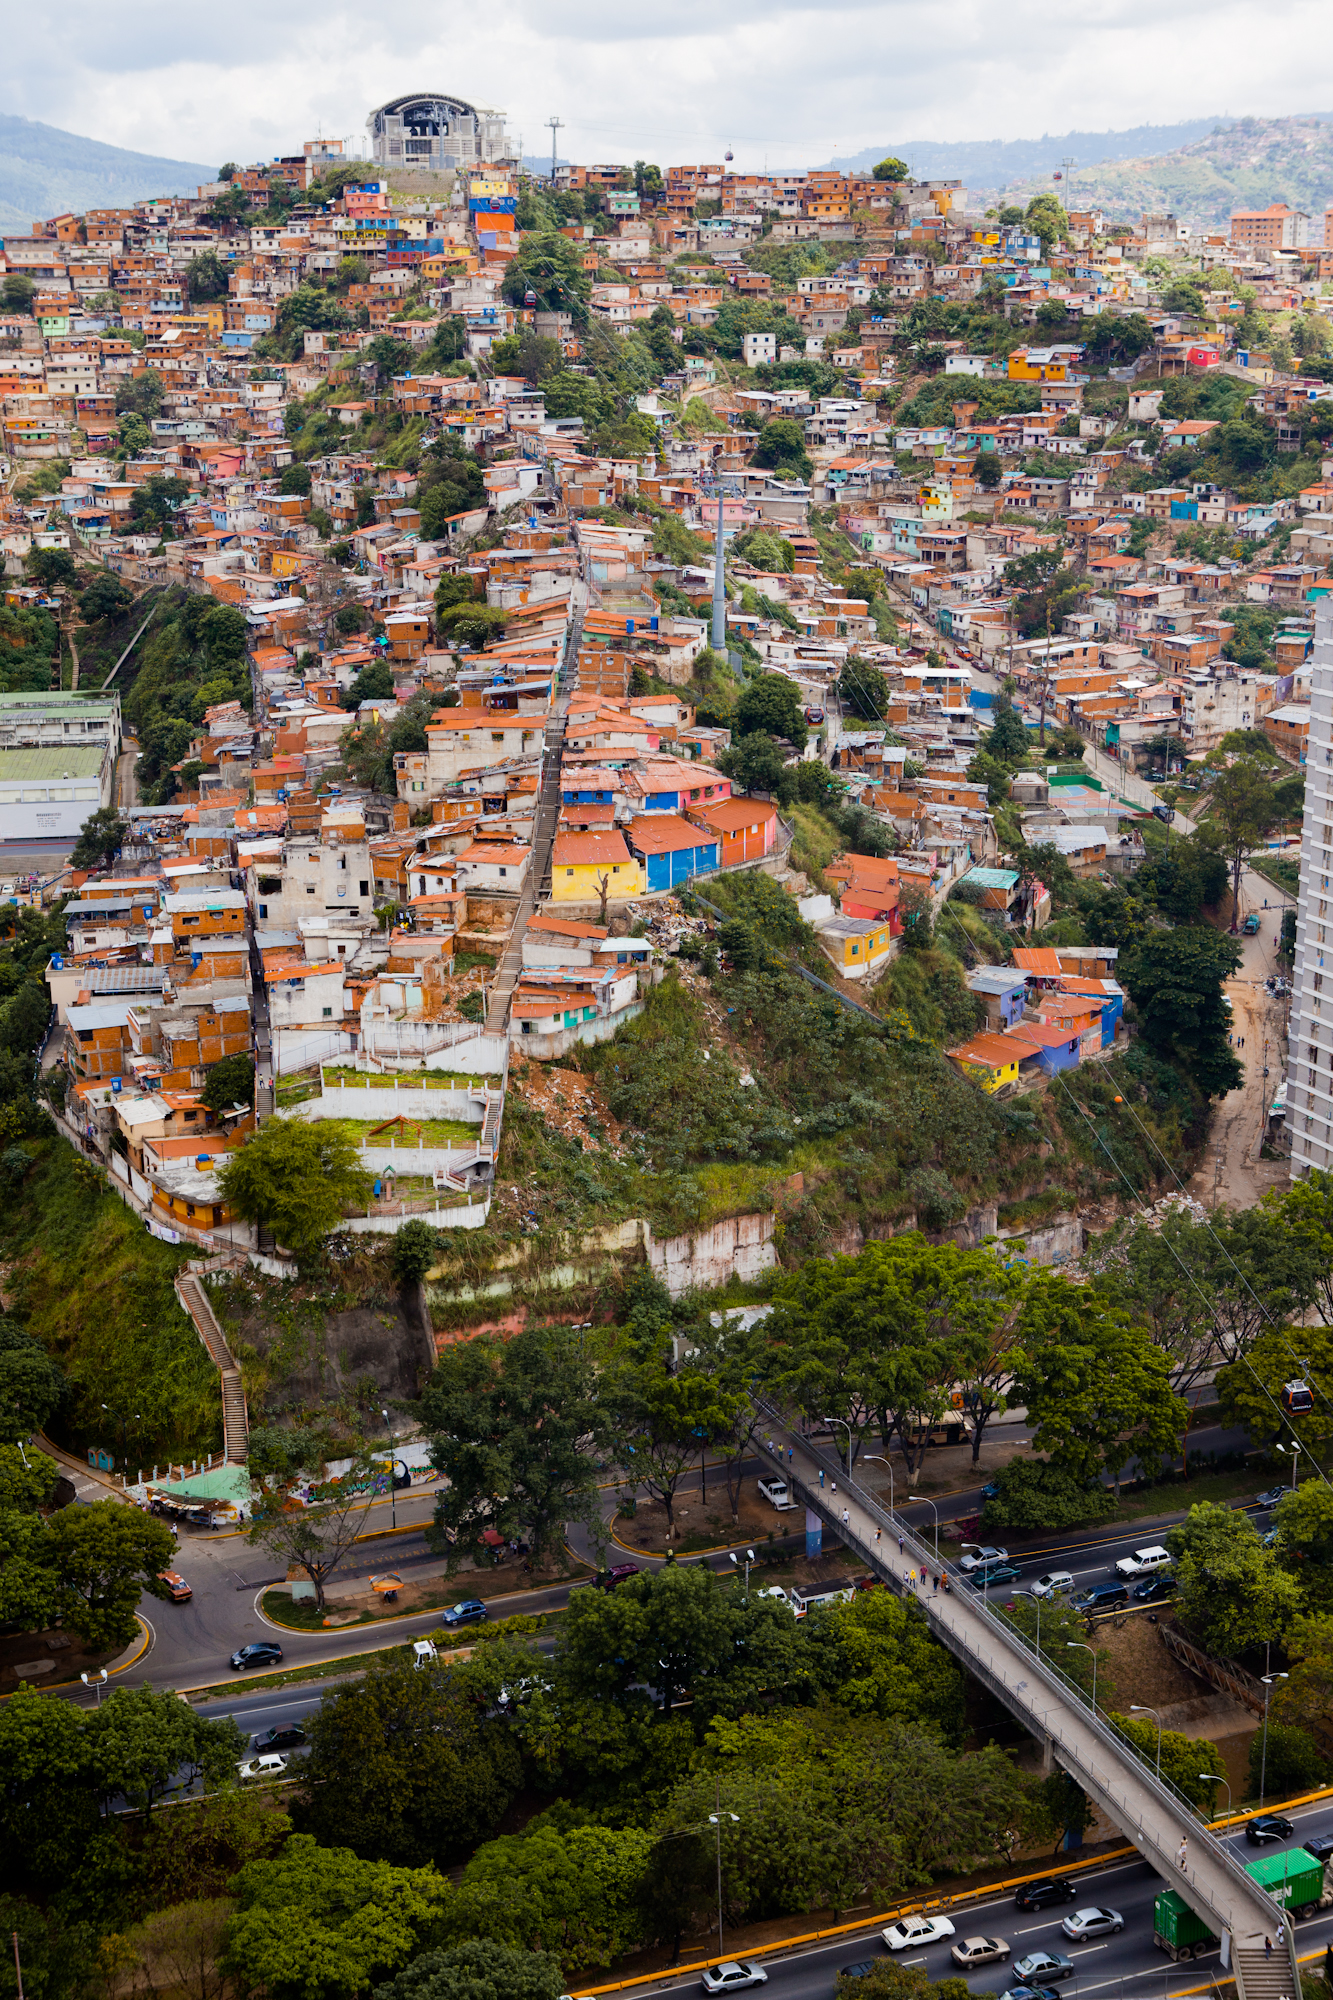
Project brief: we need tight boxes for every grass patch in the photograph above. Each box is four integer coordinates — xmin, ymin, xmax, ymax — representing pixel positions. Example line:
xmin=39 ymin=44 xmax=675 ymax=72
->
xmin=787 ymin=801 xmax=843 ymax=888
xmin=1248 ymin=853 xmax=1299 ymax=897
xmin=322 ymin=1066 xmax=498 ymax=1090
xmin=275 ymin=1070 xmax=321 ymax=1106
xmin=1113 ymin=1461 xmax=1260 ymax=1521
xmin=322 ymin=1114 xmax=482 ymax=1146
xmin=995 ymin=1188 xmax=1078 ymax=1230
xmin=0 ymin=1135 xmax=220 ymax=1464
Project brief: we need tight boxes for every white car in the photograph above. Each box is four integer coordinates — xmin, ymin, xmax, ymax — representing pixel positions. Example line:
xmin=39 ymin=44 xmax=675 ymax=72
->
xmin=1062 ymin=1908 xmax=1123 ymax=1940
xmin=236 ymin=1752 xmax=288 ymax=1781
xmin=701 ymin=1965 xmax=768 ymax=1994
xmin=1030 ymin=1571 xmax=1075 ymax=1599
xmin=958 ymin=1546 xmax=1008 ymax=1572
xmin=883 ymin=1917 xmax=956 ymax=1951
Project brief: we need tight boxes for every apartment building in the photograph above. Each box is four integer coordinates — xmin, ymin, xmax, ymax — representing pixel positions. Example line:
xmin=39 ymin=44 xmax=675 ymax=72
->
xmin=1288 ymin=599 xmax=1333 ymax=1176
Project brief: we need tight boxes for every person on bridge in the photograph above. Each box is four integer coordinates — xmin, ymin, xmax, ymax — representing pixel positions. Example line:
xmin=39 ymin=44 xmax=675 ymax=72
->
xmin=841 ymin=1508 xmax=850 ymax=1528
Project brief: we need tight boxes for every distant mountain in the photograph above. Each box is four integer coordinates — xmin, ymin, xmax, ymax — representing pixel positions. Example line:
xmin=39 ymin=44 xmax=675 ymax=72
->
xmin=827 ymin=120 xmax=1229 ymax=187
xmin=0 ymin=113 xmax=213 ymax=235
xmin=988 ymin=116 xmax=1333 ymax=228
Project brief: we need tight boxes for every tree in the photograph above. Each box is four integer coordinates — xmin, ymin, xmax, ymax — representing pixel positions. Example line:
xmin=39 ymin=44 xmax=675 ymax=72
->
xmin=1274 ymin=1170 xmax=1333 ymax=1322
xmin=1202 ymin=757 xmax=1279 ymax=926
xmin=451 ymin=1823 xmax=654 ymax=1969
xmin=559 ymin=1560 xmax=741 ymax=1712
xmin=717 ymin=730 xmax=793 ymax=802
xmin=981 ymin=1457 xmax=1117 ymax=1534
xmin=605 ymin=1350 xmax=740 ymax=1544
xmin=198 ymin=1052 xmax=255 ymax=1113
xmin=391 ymin=1218 xmax=441 ymax=1286
xmin=344 ymin=659 xmax=395 ymax=709
xmin=753 ymin=418 xmax=812 ymax=481
xmin=78 ymin=572 xmax=133 ymax=624
xmin=764 ymin=1236 xmax=1018 ymax=1480
xmin=278 ymin=463 xmax=313 ymax=496
xmin=1249 ymin=1719 xmax=1325 ymax=1796
xmin=872 ymin=158 xmax=910 ymax=183
xmin=499 ymin=234 xmax=592 ymax=313
xmin=1106 ymin=1714 xmax=1219 ymax=1811
xmin=974 ymin=452 xmax=1002 ymax=489
xmin=2 ymin=273 xmax=34 ymax=315
xmin=247 ymin=1456 xmax=377 ymax=1612
xmin=1121 ymin=926 xmax=1242 ymax=1099
xmin=25 ymin=548 xmax=77 ymax=591
xmin=216 ymin=1116 xmax=372 ymax=1259
xmin=0 ymin=1326 xmax=65 ymax=1442
xmin=224 ymin=1835 xmax=453 ymax=2000
xmin=421 ymin=1324 xmax=610 ymax=1570
xmin=836 ymin=657 xmax=890 ymax=720
xmin=1272 ymin=1611 xmax=1333 ymax=1737
xmin=68 ymin=806 xmax=128 ymax=872
xmin=290 ymin=1663 xmax=521 ymax=1865
xmin=1024 ymin=194 xmax=1068 ymax=255
xmin=1271 ymin=1484 xmax=1333 ymax=1613
xmin=735 ymin=672 xmax=808 ymax=749
xmin=131 ymin=473 xmax=190 ymax=533
xmin=1216 ymin=1325 xmax=1333 ymax=1457
xmin=982 ymin=697 xmax=1029 ymax=765
xmin=84 ymin=1681 xmax=242 ymax=1811
xmin=809 ymin=1586 xmax=965 ymax=1738
xmin=125 ymin=1900 xmax=235 ymax=2000
xmin=1011 ymin=1274 xmax=1187 ymax=1490
xmin=374 ymin=1943 xmax=565 ymax=2000
xmin=1166 ymin=1501 xmax=1303 ymax=1657
xmin=39 ymin=1501 xmax=177 ymax=1649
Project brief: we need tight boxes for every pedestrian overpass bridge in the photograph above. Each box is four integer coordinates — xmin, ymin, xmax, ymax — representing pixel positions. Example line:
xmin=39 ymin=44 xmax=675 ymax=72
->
xmin=758 ymin=1425 xmax=1298 ymax=2000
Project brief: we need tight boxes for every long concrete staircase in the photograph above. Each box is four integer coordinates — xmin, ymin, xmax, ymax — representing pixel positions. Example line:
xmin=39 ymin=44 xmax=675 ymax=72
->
xmin=1234 ymin=1944 xmax=1297 ymax=2000
xmin=175 ymin=1264 xmax=249 ymax=1463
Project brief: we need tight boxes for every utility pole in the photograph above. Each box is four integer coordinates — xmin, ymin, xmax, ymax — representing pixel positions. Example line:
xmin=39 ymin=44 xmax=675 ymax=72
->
xmin=711 ymin=490 xmax=727 ymax=653
xmin=545 ymin=118 xmax=564 ymax=186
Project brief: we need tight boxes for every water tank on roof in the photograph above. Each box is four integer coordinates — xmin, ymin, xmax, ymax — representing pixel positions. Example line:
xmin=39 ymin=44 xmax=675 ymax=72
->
xmin=196 ymin=1155 xmax=210 ymax=1168
xmin=51 ymin=954 xmax=62 ymax=970
xmin=111 ymin=1078 xmax=122 ymax=1094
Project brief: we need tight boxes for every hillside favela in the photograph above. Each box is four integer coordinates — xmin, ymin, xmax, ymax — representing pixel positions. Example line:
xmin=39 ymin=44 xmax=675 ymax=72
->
xmin=10 ymin=81 xmax=1333 ymax=2000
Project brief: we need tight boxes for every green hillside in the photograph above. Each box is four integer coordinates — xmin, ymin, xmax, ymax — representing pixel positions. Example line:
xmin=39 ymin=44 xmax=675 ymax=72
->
xmin=0 ymin=113 xmax=212 ymax=233
xmin=997 ymin=115 xmax=1333 ymax=229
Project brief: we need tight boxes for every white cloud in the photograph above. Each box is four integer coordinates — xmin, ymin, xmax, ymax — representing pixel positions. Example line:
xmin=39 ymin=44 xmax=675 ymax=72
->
xmin=1 ymin=0 xmax=1328 ymax=170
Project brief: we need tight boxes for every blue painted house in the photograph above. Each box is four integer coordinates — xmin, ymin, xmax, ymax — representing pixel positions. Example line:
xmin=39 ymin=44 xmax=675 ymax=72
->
xmin=967 ymin=967 xmax=1029 ymax=1031
xmin=626 ymin=813 xmax=719 ymax=892
xmin=1009 ymin=1021 xmax=1081 ymax=1075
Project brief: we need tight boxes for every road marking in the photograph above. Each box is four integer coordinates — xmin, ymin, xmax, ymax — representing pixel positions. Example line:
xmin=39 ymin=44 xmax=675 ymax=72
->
xmin=1067 ymin=1943 xmax=1109 ymax=1955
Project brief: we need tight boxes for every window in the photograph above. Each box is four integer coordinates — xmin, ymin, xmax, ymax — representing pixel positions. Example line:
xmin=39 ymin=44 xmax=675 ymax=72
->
xmin=566 ymin=868 xmax=574 ymax=876
xmin=360 ymin=880 xmax=369 ymax=897
xmin=258 ymin=903 xmax=268 ymax=919
xmin=322 ymin=1006 xmax=333 ymax=1019
xmin=612 ymin=865 xmax=620 ymax=874
xmin=499 ymin=866 xmax=507 ymax=877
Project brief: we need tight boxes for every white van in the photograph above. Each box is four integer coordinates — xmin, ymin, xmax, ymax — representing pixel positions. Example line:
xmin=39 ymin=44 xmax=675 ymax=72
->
xmin=757 ymin=1476 xmax=796 ymax=1511
xmin=1114 ymin=1545 xmax=1172 ymax=1579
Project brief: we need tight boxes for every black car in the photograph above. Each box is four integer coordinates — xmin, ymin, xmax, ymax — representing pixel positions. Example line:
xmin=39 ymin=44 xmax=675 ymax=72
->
xmin=1305 ymin=1835 xmax=1333 ymax=1863
xmin=591 ymin=1564 xmax=641 ymax=1592
xmin=1132 ymin=1574 xmax=1178 ymax=1603
xmin=839 ymin=1964 xmax=877 ymax=1981
xmin=1013 ymin=1878 xmax=1077 ymax=1911
xmin=230 ymin=1642 xmax=283 ymax=1671
xmin=1152 ymin=804 xmax=1175 ymax=824
xmin=1247 ymin=1814 xmax=1295 ymax=1845
xmin=252 ymin=1724 xmax=307 ymax=1752
xmin=1071 ymin=1582 xmax=1128 ymax=1614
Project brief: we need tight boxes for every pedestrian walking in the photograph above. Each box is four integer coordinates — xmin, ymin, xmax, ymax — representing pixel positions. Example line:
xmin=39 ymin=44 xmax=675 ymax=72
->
xmin=818 ymin=1468 xmax=824 ymax=1489
xmin=788 ymin=1447 xmax=793 ymax=1465
xmin=1177 ymin=1837 xmax=1187 ymax=1870
xmin=898 ymin=1533 xmax=905 ymax=1554
xmin=1265 ymin=1939 xmax=1272 ymax=1962
xmin=932 ymin=1572 xmax=939 ymax=1592
xmin=831 ymin=1480 xmax=838 ymax=1496
xmin=842 ymin=1508 xmax=850 ymax=1528
xmin=903 ymin=1567 xmax=910 ymax=1588
xmin=1277 ymin=1923 xmax=1286 ymax=1950
xmin=909 ymin=1568 xmax=916 ymax=1586
xmin=875 ymin=1527 xmax=881 ymax=1547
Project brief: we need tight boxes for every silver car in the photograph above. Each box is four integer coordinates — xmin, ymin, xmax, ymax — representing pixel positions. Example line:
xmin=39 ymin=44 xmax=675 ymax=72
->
xmin=1061 ymin=1908 xmax=1123 ymax=1940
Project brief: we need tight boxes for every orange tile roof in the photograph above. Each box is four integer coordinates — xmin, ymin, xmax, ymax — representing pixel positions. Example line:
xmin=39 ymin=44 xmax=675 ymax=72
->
xmin=552 ymin=831 xmax=634 ymax=867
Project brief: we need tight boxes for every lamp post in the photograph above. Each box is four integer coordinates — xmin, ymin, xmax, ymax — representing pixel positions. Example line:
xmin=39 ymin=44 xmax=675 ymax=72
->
xmin=1067 ymin=1641 xmax=1098 ymax=1712
xmin=1025 ymin=1589 xmax=1043 ymax=1660
xmin=1199 ymin=1771 xmax=1232 ymax=1823
xmin=707 ymin=1810 xmax=739 ymax=1953
xmin=820 ymin=1415 xmax=853 ymax=1476
xmin=1259 ymin=1673 xmax=1288 ymax=1806
xmin=728 ymin=1546 xmax=757 ymax=1604
xmin=1130 ymin=1703 xmax=1163 ymax=1780
xmin=908 ymin=1493 xmax=939 ymax=1557
xmin=864 ymin=1453 xmax=894 ymax=1514
xmin=80 ymin=1669 xmax=108 ymax=1708
xmin=1277 ymin=1441 xmax=1303 ymax=1491
xmin=381 ymin=1408 xmax=397 ymax=1531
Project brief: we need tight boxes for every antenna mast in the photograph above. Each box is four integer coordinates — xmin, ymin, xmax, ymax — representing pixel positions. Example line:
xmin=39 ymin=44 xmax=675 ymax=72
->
xmin=546 ymin=117 xmax=564 ymax=184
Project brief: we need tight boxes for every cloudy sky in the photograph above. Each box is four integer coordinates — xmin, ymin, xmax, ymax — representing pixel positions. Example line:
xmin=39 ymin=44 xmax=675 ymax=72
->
xmin=3 ymin=0 xmax=1328 ymax=168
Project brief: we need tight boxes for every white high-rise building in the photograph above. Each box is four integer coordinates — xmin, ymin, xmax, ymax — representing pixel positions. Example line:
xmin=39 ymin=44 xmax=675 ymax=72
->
xmin=366 ymin=94 xmax=511 ymax=174
xmin=1287 ymin=597 xmax=1333 ymax=1176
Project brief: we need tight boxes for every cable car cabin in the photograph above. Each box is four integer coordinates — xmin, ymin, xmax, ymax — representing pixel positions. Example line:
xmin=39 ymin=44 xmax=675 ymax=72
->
xmin=1282 ymin=1380 xmax=1315 ymax=1414
xmin=523 ymin=288 xmax=538 ymax=307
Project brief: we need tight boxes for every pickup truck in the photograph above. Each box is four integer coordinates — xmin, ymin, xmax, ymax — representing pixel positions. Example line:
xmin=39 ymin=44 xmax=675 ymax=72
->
xmin=1242 ymin=913 xmax=1261 ymax=934
xmin=757 ymin=1477 xmax=796 ymax=1511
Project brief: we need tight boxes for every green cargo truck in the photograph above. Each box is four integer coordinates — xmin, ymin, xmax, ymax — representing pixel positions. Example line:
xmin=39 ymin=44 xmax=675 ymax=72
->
xmin=1154 ymin=1850 xmax=1328 ymax=1961
xmin=1154 ymin=1890 xmax=1217 ymax=1961
xmin=1246 ymin=1847 xmax=1326 ymax=1917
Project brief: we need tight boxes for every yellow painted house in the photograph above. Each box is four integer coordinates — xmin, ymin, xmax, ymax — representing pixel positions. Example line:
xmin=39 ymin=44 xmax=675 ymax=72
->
xmin=551 ymin=830 xmax=646 ymax=903
xmin=817 ymin=916 xmax=895 ymax=981
xmin=947 ymin=1030 xmax=1023 ymax=1093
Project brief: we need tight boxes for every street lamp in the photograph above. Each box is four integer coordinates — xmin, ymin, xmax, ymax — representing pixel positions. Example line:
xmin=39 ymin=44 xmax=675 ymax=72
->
xmin=707 ymin=1811 xmax=739 ymax=1953
xmin=728 ymin=1546 xmax=757 ymax=1604
xmin=80 ymin=1669 xmax=108 ymax=1707
xmin=1067 ymin=1641 xmax=1098 ymax=1712
xmin=820 ymin=1415 xmax=853 ymax=1476
xmin=381 ymin=1408 xmax=396 ymax=1531
xmin=1199 ymin=1771 xmax=1232 ymax=1823
xmin=1025 ymin=1589 xmax=1044 ymax=1659
xmin=909 ymin=1493 xmax=939 ymax=1557
xmin=1259 ymin=1674 xmax=1288 ymax=1806
xmin=864 ymin=1453 xmax=894 ymax=1513
xmin=1277 ymin=1441 xmax=1303 ymax=1491
xmin=1130 ymin=1703 xmax=1164 ymax=1780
